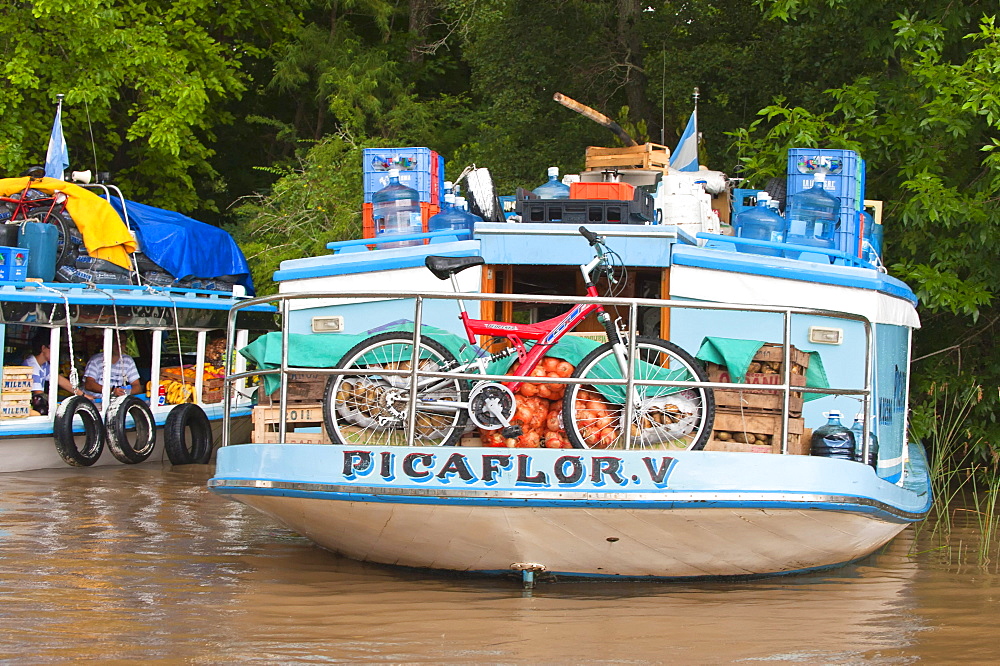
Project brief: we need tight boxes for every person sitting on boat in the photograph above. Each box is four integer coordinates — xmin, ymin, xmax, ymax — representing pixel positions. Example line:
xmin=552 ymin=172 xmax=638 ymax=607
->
xmin=83 ymin=337 xmax=143 ymax=400
xmin=24 ymin=333 xmax=86 ymax=413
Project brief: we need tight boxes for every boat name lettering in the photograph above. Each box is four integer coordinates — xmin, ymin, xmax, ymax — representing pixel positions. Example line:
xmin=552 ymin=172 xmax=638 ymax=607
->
xmin=341 ymin=450 xmax=677 ymax=488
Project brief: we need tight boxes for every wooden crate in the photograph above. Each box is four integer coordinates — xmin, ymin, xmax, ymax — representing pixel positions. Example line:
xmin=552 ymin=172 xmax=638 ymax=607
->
xmin=707 ymin=343 xmax=810 ymax=412
xmin=1 ymin=392 xmax=32 ymax=419
xmin=2 ymin=366 xmax=33 ymax=393
xmin=265 ymin=372 xmax=328 ymax=405
xmin=705 ymin=409 xmax=807 ymax=455
xmin=253 ymin=403 xmax=331 ymax=444
xmin=585 ymin=143 xmax=670 ymax=172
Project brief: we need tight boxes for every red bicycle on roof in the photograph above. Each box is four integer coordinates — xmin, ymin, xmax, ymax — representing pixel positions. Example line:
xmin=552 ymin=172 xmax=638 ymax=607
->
xmin=0 ymin=167 xmax=76 ymax=265
xmin=322 ymin=226 xmax=715 ymax=451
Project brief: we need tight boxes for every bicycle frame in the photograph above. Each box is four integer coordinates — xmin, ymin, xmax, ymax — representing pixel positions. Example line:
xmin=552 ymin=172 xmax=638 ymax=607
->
xmin=447 ymin=241 xmax=623 ymax=393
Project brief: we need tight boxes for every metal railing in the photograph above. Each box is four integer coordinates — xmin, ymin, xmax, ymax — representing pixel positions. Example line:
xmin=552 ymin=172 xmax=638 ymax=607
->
xmin=223 ymin=289 xmax=873 ymax=457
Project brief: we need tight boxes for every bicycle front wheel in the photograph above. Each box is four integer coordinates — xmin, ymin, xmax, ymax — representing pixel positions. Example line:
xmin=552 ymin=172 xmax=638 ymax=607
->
xmin=562 ymin=337 xmax=715 ymax=451
xmin=323 ymin=332 xmax=469 ymax=447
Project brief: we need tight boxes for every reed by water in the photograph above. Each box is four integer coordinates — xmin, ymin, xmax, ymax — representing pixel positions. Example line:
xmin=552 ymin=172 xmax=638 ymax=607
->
xmin=913 ymin=382 xmax=1000 ymax=568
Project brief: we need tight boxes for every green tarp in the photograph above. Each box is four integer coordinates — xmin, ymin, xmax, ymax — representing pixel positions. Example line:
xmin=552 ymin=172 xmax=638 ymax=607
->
xmin=694 ymin=336 xmax=830 ymax=401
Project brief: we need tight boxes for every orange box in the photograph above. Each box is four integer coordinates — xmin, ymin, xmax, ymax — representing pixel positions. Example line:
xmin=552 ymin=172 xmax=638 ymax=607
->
xmin=569 ymin=181 xmax=636 ymax=201
xmin=362 ymin=202 xmax=439 ymax=240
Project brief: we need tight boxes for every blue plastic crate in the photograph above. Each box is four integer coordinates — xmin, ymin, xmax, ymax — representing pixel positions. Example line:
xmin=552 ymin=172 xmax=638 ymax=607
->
xmin=363 ymin=147 xmax=440 ymax=204
xmin=732 ymin=188 xmax=762 ymax=221
xmin=787 ymin=149 xmax=865 ymax=256
xmin=0 ymin=245 xmax=29 ymax=281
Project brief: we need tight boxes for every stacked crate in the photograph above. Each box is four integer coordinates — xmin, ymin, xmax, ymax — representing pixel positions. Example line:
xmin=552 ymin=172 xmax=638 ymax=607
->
xmin=253 ymin=402 xmax=330 ymax=445
xmin=786 ymin=148 xmax=866 ymax=257
xmin=704 ymin=344 xmax=810 ymax=454
xmin=1 ymin=366 xmax=33 ymax=418
xmin=253 ymin=372 xmax=330 ymax=444
xmin=160 ymin=366 xmax=224 ymax=404
xmin=362 ymin=147 xmax=444 ymax=239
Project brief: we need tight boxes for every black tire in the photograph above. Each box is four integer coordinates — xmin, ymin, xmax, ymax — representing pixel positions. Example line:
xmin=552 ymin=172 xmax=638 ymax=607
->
xmin=53 ymin=396 xmax=106 ymax=466
xmin=562 ymin=337 xmax=715 ymax=451
xmin=105 ymin=395 xmax=157 ymax=464
xmin=324 ymin=332 xmax=469 ymax=446
xmin=164 ymin=403 xmax=213 ymax=464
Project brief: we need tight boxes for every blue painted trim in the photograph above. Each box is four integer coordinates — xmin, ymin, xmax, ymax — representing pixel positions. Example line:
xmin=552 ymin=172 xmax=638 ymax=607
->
xmin=273 ymin=247 xmax=481 ymax=282
xmin=327 ymin=229 xmax=473 ymax=251
xmin=696 ymin=232 xmax=873 ymax=268
xmin=0 ymin=283 xmax=270 ymax=310
xmin=671 ymin=244 xmax=918 ymax=305
xmin=211 ymin=484 xmax=926 ymax=523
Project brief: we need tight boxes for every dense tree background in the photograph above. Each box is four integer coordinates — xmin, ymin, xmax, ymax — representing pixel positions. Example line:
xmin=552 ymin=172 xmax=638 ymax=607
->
xmin=1 ymin=0 xmax=998 ymax=454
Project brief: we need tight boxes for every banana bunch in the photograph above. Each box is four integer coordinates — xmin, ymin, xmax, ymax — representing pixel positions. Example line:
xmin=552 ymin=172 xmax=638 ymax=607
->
xmin=163 ymin=380 xmax=196 ymax=404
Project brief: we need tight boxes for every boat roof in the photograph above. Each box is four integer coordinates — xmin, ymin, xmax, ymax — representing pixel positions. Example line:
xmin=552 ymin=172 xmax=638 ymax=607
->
xmin=0 ymin=281 xmax=271 ymax=311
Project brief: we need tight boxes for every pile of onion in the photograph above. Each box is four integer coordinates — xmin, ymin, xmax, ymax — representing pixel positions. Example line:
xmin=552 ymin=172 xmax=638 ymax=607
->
xmin=479 ymin=356 xmax=574 ymax=448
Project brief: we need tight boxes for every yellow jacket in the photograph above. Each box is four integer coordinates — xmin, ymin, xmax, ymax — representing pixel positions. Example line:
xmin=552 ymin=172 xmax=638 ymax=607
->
xmin=0 ymin=176 xmax=136 ymax=269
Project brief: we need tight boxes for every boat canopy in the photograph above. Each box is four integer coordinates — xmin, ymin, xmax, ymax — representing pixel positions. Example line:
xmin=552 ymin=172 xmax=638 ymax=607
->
xmin=106 ymin=198 xmax=254 ymax=295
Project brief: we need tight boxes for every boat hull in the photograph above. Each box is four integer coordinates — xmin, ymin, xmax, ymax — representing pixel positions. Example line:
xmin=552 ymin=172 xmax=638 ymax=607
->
xmin=210 ymin=443 xmax=931 ymax=579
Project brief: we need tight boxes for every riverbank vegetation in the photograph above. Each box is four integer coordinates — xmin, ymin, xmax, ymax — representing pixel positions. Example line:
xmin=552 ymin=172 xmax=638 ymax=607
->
xmin=0 ymin=1 xmax=997 ymax=473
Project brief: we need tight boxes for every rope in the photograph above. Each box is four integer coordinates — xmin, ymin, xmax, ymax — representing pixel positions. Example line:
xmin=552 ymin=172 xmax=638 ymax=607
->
xmin=36 ymin=284 xmax=80 ymax=389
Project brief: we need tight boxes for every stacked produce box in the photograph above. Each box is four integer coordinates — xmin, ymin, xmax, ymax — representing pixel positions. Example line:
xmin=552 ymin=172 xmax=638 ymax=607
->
xmin=703 ymin=344 xmax=810 ymax=454
xmin=0 ymin=366 xmax=32 ymax=418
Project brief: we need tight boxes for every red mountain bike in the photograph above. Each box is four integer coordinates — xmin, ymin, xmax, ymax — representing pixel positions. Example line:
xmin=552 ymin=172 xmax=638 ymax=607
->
xmin=323 ymin=226 xmax=715 ymax=450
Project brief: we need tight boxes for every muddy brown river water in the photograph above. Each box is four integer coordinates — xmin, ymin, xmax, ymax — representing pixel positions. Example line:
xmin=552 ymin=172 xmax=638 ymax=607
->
xmin=1 ymin=464 xmax=998 ymax=664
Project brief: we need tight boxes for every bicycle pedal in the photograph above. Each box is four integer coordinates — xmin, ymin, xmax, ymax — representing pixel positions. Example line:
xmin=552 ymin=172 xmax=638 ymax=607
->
xmin=501 ymin=425 xmax=523 ymax=439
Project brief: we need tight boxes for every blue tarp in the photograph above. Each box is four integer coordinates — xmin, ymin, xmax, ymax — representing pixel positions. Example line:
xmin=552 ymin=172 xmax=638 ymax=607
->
xmin=106 ymin=198 xmax=255 ymax=295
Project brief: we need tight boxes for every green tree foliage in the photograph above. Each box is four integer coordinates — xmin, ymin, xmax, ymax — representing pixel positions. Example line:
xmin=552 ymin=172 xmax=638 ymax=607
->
xmin=736 ymin=1 xmax=1000 ymax=455
xmin=0 ymin=0 xmax=301 ymax=211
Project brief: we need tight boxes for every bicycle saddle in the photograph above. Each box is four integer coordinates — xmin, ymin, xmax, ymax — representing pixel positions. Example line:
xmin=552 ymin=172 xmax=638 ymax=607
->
xmin=425 ymin=255 xmax=485 ymax=280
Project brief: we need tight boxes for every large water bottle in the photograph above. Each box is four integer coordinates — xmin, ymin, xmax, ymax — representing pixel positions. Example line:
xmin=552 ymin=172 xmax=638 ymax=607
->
xmin=850 ymin=413 xmax=879 ymax=468
xmin=861 ymin=210 xmax=883 ymax=264
xmin=427 ymin=194 xmax=471 ymax=234
xmin=785 ymin=172 xmax=839 ymax=250
xmin=456 ymin=196 xmax=484 ymax=229
xmin=733 ymin=191 xmax=784 ymax=257
xmin=372 ymin=168 xmax=422 ymax=248
xmin=810 ymin=410 xmax=856 ymax=461
xmin=533 ymin=167 xmax=570 ymax=199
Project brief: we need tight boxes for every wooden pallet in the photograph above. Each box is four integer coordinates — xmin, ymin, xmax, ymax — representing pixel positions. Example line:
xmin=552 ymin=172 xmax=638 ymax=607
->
xmin=584 ymin=143 xmax=671 ymax=171
xmin=253 ymin=403 xmax=330 ymax=444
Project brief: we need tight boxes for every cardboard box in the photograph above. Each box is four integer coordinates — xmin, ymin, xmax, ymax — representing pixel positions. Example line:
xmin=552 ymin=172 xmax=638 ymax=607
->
xmin=253 ymin=403 xmax=330 ymax=444
xmin=705 ymin=409 xmax=807 ymax=455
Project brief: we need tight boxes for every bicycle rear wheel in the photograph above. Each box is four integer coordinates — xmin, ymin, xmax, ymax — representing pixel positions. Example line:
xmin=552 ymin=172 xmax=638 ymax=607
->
xmin=562 ymin=336 xmax=715 ymax=451
xmin=323 ymin=332 xmax=470 ymax=447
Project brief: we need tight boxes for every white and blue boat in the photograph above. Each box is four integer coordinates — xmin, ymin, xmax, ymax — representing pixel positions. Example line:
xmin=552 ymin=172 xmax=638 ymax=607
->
xmin=210 ymin=156 xmax=930 ymax=581
xmin=0 ymin=176 xmax=274 ymax=472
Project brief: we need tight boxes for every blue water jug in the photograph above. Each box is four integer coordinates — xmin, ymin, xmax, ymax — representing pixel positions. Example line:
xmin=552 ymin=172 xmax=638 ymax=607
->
xmin=861 ymin=210 xmax=883 ymax=264
xmin=850 ymin=413 xmax=879 ymax=468
xmin=455 ymin=196 xmax=484 ymax=229
xmin=532 ymin=167 xmax=570 ymax=199
xmin=810 ymin=410 xmax=856 ymax=461
xmin=733 ymin=192 xmax=784 ymax=256
xmin=18 ymin=221 xmax=58 ymax=282
xmin=427 ymin=194 xmax=471 ymax=234
xmin=785 ymin=172 xmax=839 ymax=251
xmin=373 ymin=168 xmax=422 ymax=248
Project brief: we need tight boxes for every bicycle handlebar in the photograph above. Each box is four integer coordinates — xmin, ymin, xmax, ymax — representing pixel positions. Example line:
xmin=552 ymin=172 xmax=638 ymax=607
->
xmin=578 ymin=226 xmax=601 ymax=246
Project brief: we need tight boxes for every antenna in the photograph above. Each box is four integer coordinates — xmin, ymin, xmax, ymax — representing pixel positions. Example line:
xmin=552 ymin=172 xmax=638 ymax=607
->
xmin=83 ymin=97 xmax=99 ymax=176
xmin=693 ymin=86 xmax=700 ymax=110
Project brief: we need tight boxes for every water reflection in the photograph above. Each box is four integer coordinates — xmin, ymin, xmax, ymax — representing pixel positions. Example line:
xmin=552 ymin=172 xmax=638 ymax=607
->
xmin=0 ymin=465 xmax=996 ymax=663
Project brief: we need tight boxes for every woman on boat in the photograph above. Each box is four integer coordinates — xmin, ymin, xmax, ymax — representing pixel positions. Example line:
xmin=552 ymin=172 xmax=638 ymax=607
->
xmin=24 ymin=332 xmax=86 ymax=414
xmin=83 ymin=337 xmax=143 ymax=399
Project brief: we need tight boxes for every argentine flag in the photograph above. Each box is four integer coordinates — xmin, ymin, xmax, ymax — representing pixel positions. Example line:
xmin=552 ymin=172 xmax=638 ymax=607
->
xmin=670 ymin=110 xmax=699 ymax=172
xmin=44 ymin=104 xmax=69 ymax=180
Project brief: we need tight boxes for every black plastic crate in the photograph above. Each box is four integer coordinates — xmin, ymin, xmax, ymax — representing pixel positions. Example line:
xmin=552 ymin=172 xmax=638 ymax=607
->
xmin=515 ymin=188 xmax=655 ymax=225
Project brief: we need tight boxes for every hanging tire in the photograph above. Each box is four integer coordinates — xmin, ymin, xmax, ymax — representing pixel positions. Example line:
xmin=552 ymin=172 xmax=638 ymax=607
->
xmin=562 ymin=337 xmax=715 ymax=451
xmin=105 ymin=395 xmax=157 ymax=464
xmin=164 ymin=403 xmax=213 ymax=465
xmin=53 ymin=396 xmax=106 ymax=467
